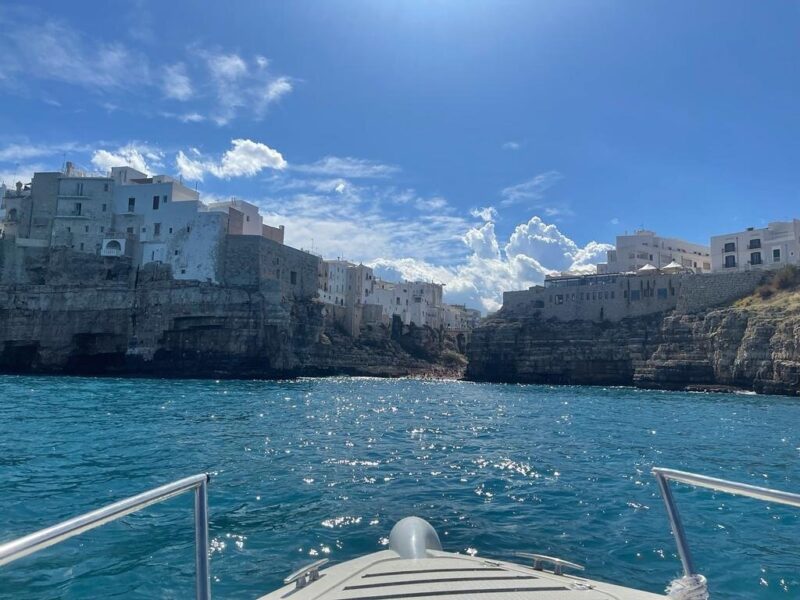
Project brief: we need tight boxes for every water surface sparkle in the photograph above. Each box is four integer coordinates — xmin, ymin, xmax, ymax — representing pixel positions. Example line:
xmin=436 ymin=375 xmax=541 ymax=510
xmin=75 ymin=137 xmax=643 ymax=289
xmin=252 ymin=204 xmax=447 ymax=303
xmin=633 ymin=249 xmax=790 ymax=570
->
xmin=1 ymin=376 xmax=798 ymax=598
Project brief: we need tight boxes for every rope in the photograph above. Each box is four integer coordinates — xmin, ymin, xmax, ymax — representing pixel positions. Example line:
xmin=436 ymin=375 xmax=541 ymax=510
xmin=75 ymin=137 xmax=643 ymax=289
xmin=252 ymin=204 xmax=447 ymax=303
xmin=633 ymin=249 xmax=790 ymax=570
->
xmin=666 ymin=574 xmax=709 ymax=600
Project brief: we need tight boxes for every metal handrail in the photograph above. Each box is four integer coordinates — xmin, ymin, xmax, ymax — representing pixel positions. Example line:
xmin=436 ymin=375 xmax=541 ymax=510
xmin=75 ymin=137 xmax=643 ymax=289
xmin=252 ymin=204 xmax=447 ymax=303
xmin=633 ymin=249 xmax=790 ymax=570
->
xmin=0 ymin=473 xmax=211 ymax=600
xmin=652 ymin=467 xmax=800 ymax=577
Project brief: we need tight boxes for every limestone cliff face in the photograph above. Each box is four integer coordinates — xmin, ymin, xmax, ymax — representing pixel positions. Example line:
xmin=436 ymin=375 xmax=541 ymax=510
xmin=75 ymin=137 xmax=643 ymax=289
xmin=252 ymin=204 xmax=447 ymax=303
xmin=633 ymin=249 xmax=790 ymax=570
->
xmin=467 ymin=295 xmax=800 ymax=396
xmin=466 ymin=315 xmax=663 ymax=385
xmin=0 ymin=281 xmax=463 ymax=378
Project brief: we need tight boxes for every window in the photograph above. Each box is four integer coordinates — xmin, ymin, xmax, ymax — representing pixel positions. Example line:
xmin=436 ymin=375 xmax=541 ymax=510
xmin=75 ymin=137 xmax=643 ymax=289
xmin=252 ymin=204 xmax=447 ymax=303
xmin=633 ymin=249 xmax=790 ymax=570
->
xmin=79 ymin=242 xmax=84 ymax=250
xmin=126 ymin=227 xmax=134 ymax=234
xmin=153 ymin=195 xmax=160 ymax=210
xmin=142 ymin=227 xmax=146 ymax=232
xmin=102 ymin=203 xmax=107 ymax=212
xmin=290 ymin=271 xmax=297 ymax=285
xmin=66 ymin=226 xmax=71 ymax=233
xmin=169 ymin=227 xmax=173 ymax=234
xmin=723 ymin=242 xmax=736 ymax=253
xmin=100 ymin=226 xmax=104 ymax=232
xmin=657 ymin=288 xmax=668 ymax=299
xmin=76 ymin=182 xmax=84 ymax=196
xmin=187 ymin=225 xmax=191 ymax=233
xmin=154 ymin=223 xmax=161 ymax=236
xmin=128 ymin=197 xmax=135 ymax=212
xmin=749 ymin=238 xmax=761 ymax=249
xmin=750 ymin=252 xmax=762 ymax=265
xmin=103 ymin=183 xmax=109 ymax=192
xmin=630 ymin=290 xmax=641 ymax=301
xmin=724 ymin=255 xmax=736 ymax=268
xmin=175 ymin=250 xmax=179 ymax=256
xmin=84 ymin=225 xmax=89 ymax=233
xmin=773 ymin=248 xmax=781 ymax=263
xmin=75 ymin=202 xmax=82 ymax=216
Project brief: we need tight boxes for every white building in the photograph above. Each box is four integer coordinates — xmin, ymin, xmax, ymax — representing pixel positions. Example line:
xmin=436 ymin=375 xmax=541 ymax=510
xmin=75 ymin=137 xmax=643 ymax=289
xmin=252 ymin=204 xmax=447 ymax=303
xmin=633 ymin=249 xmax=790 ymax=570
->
xmin=318 ymin=260 xmax=352 ymax=306
xmin=104 ymin=167 xmax=228 ymax=282
xmin=597 ymin=230 xmax=711 ymax=274
xmin=442 ymin=304 xmax=482 ymax=330
xmin=711 ymin=220 xmax=800 ymax=272
xmin=371 ymin=279 xmax=444 ymax=327
xmin=206 ymin=198 xmax=285 ymax=242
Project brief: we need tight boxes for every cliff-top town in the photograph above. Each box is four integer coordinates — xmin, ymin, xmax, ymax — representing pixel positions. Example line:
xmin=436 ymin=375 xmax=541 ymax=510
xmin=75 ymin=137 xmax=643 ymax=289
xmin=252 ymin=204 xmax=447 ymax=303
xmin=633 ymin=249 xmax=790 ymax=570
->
xmin=1 ymin=164 xmax=798 ymax=332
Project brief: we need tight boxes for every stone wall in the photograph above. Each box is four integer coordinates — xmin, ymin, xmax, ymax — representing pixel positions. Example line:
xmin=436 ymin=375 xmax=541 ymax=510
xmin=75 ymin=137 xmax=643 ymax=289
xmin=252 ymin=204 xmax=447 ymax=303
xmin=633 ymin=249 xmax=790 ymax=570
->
xmin=675 ymin=270 xmax=767 ymax=313
xmin=221 ymin=234 xmax=320 ymax=300
xmin=502 ymin=272 xmax=683 ymax=322
xmin=501 ymin=270 xmax=766 ymax=323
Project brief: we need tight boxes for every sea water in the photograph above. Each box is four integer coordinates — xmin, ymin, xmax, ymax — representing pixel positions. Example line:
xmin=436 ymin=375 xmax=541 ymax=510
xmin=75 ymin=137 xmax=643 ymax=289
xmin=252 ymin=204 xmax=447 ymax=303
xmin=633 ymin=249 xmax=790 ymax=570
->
xmin=0 ymin=376 xmax=798 ymax=598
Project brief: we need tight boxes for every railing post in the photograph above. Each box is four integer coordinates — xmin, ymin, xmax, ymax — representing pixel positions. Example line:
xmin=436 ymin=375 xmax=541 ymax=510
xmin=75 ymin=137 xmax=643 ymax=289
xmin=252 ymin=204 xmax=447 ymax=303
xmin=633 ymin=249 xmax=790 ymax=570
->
xmin=655 ymin=472 xmax=695 ymax=577
xmin=194 ymin=477 xmax=211 ymax=600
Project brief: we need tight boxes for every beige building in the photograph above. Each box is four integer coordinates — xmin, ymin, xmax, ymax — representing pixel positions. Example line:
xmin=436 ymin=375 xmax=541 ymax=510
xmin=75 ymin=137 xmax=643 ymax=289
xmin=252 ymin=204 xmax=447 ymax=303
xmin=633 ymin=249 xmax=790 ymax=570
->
xmin=711 ymin=220 xmax=800 ymax=272
xmin=598 ymin=229 xmax=711 ymax=274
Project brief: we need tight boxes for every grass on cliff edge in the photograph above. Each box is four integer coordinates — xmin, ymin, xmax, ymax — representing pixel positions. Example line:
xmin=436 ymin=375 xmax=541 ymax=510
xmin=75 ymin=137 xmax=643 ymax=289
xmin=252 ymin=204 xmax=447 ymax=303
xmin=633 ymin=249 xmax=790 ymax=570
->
xmin=736 ymin=266 xmax=800 ymax=309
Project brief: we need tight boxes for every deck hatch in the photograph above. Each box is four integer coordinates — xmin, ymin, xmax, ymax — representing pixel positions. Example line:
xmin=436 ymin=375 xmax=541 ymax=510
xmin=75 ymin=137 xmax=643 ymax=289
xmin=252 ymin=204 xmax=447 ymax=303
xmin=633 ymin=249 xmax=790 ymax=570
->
xmin=345 ymin=575 xmax=538 ymax=590
xmin=336 ymin=586 xmax=569 ymax=600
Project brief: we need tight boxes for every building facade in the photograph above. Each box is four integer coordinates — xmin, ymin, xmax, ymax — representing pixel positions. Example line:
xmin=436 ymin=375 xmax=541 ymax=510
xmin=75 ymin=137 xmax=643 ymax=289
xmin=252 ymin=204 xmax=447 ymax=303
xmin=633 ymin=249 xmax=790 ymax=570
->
xmin=0 ymin=165 xmax=296 ymax=286
xmin=710 ymin=221 xmax=800 ymax=272
xmin=597 ymin=229 xmax=711 ymax=274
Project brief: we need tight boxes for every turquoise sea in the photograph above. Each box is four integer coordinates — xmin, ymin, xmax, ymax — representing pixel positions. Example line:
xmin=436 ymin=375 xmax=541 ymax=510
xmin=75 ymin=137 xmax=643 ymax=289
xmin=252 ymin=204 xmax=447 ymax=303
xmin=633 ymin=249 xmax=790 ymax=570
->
xmin=0 ymin=376 xmax=798 ymax=598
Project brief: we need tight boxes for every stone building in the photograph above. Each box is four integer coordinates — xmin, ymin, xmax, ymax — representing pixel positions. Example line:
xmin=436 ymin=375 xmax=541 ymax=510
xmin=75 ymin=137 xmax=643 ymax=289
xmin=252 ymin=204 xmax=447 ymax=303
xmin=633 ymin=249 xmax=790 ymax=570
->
xmin=597 ymin=229 xmax=711 ymax=274
xmin=222 ymin=235 xmax=320 ymax=300
xmin=0 ymin=165 xmax=299 ymax=286
xmin=502 ymin=268 xmax=766 ymax=323
xmin=711 ymin=220 xmax=800 ymax=272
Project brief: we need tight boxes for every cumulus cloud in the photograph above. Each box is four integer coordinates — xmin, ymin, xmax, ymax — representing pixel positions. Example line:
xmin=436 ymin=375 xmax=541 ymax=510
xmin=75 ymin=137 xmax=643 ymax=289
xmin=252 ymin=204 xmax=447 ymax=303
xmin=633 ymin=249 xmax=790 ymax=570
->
xmin=470 ymin=206 xmax=497 ymax=222
xmin=502 ymin=141 xmax=521 ymax=150
xmin=176 ymin=138 xmax=286 ymax=181
xmin=371 ymin=216 xmax=612 ymax=313
xmin=162 ymin=62 xmax=193 ymax=101
xmin=91 ymin=143 xmax=165 ymax=175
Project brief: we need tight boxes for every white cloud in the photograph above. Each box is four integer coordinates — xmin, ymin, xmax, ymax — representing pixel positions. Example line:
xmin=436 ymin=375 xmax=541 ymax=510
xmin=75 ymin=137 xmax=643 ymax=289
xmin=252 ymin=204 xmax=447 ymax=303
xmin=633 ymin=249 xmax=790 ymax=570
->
xmin=470 ymin=206 xmax=497 ymax=222
xmin=500 ymin=170 xmax=563 ymax=205
xmin=502 ymin=141 xmax=521 ymax=150
xmin=0 ymin=141 xmax=91 ymax=162
xmin=0 ymin=14 xmax=148 ymax=91
xmin=371 ymin=216 xmax=612 ymax=313
xmin=610 ymin=217 xmax=620 ymax=225
xmin=293 ymin=156 xmax=400 ymax=179
xmin=91 ymin=143 xmax=164 ymax=175
xmin=265 ymin=77 xmax=292 ymax=103
xmin=0 ymin=10 xmax=295 ymax=125
xmin=199 ymin=50 xmax=292 ymax=124
xmin=176 ymin=138 xmax=287 ymax=181
xmin=163 ymin=63 xmax=193 ymax=101
xmin=207 ymin=53 xmax=248 ymax=80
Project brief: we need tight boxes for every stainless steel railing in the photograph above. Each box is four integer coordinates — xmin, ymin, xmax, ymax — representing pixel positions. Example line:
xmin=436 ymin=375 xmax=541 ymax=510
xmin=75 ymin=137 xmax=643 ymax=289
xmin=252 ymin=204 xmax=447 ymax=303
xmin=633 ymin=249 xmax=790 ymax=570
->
xmin=652 ymin=467 xmax=800 ymax=577
xmin=0 ymin=473 xmax=211 ymax=600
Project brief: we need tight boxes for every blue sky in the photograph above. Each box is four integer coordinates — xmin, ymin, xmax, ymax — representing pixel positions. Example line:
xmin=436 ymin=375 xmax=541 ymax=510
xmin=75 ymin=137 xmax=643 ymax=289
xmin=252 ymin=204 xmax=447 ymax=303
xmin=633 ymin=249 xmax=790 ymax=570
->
xmin=1 ymin=1 xmax=798 ymax=310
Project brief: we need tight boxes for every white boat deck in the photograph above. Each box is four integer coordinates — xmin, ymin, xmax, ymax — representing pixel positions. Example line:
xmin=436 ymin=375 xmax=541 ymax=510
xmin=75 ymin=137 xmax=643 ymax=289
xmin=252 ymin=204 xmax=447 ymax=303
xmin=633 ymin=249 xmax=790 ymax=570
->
xmin=258 ymin=550 xmax=666 ymax=600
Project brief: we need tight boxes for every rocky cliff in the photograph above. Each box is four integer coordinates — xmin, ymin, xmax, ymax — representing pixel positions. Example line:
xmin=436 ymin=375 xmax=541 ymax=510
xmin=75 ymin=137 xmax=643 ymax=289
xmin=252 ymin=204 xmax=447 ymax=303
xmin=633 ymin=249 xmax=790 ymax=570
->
xmin=467 ymin=287 xmax=800 ymax=396
xmin=0 ymin=279 xmax=465 ymax=379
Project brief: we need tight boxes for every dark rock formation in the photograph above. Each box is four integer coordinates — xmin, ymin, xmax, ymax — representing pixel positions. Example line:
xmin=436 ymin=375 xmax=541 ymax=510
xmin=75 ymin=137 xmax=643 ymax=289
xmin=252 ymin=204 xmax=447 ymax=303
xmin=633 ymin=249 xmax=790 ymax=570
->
xmin=0 ymin=280 xmax=465 ymax=379
xmin=467 ymin=293 xmax=800 ymax=396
